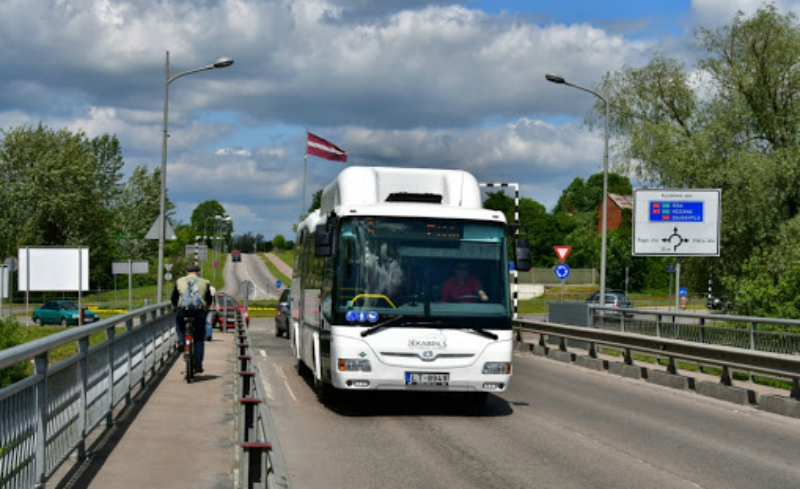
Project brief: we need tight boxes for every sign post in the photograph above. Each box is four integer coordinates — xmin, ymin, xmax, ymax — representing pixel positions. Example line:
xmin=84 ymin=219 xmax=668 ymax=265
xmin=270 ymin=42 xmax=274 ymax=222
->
xmin=553 ymin=246 xmax=572 ymax=302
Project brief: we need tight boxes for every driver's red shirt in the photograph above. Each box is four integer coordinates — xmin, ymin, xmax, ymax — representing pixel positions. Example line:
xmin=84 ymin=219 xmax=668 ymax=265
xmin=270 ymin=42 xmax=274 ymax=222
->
xmin=441 ymin=276 xmax=482 ymax=302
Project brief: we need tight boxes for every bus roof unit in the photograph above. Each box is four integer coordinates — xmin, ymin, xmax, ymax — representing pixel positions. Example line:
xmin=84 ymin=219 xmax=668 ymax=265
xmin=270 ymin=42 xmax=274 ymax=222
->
xmin=320 ymin=166 xmax=484 ymax=213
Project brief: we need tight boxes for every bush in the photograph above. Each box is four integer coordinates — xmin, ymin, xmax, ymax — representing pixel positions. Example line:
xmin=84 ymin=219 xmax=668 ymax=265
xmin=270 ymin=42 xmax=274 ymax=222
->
xmin=0 ymin=317 xmax=29 ymax=388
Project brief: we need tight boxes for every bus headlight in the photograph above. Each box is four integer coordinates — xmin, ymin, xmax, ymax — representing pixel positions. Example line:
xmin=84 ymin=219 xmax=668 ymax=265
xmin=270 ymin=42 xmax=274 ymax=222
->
xmin=482 ymin=362 xmax=511 ymax=375
xmin=338 ymin=359 xmax=372 ymax=372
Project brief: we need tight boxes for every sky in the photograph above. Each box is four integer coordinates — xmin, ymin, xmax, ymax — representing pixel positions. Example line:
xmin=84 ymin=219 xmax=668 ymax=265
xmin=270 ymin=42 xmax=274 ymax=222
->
xmin=2 ymin=0 xmax=800 ymax=241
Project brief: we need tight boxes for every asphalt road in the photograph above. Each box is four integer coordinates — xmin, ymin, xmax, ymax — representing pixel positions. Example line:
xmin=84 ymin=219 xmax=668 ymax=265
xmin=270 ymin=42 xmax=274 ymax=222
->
xmin=249 ymin=319 xmax=800 ymax=489
xmin=221 ymin=252 xmax=281 ymax=300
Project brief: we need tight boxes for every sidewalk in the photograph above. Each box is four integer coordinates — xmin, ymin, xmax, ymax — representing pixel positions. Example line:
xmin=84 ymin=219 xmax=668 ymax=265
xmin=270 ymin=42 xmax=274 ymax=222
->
xmin=57 ymin=332 xmax=236 ymax=489
xmin=264 ymin=252 xmax=293 ymax=278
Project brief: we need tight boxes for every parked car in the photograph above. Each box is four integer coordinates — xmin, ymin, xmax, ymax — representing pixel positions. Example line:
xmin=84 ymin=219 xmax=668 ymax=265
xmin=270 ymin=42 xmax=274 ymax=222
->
xmin=32 ymin=300 xmax=100 ymax=326
xmin=231 ymin=249 xmax=242 ymax=262
xmin=213 ymin=293 xmax=250 ymax=331
xmin=275 ymin=288 xmax=291 ymax=338
xmin=585 ymin=290 xmax=634 ymax=316
xmin=706 ymin=295 xmax=729 ymax=313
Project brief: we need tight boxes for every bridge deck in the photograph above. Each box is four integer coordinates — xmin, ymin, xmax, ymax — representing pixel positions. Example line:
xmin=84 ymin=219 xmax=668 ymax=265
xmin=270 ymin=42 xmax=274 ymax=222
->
xmin=56 ymin=331 xmax=236 ymax=489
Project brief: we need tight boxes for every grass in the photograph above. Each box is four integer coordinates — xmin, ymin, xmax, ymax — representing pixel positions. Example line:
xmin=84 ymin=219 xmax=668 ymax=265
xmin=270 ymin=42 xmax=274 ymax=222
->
xmin=259 ymin=252 xmax=293 ymax=287
xmin=11 ymin=323 xmax=129 ymax=371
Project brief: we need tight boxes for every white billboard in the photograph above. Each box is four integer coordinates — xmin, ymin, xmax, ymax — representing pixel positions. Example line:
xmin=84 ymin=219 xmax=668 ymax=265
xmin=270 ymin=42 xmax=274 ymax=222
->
xmin=18 ymin=247 xmax=90 ymax=291
xmin=633 ymin=189 xmax=721 ymax=257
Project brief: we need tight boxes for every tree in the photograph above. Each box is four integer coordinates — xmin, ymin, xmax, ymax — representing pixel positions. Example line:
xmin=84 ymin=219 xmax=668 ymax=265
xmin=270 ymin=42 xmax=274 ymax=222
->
xmin=553 ymin=173 xmax=633 ymax=215
xmin=590 ymin=6 xmax=800 ymax=314
xmin=308 ymin=189 xmax=323 ymax=213
xmin=272 ymin=235 xmax=287 ymax=251
xmin=0 ymin=124 xmax=125 ymax=288
xmin=483 ymin=190 xmax=572 ymax=267
xmin=110 ymin=166 xmax=165 ymax=258
xmin=191 ymin=201 xmax=229 ymax=241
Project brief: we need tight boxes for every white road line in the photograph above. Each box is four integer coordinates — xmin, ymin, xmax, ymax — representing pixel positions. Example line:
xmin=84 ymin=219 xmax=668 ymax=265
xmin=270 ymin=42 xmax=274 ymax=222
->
xmin=259 ymin=349 xmax=267 ymax=358
xmin=276 ymin=365 xmax=298 ymax=402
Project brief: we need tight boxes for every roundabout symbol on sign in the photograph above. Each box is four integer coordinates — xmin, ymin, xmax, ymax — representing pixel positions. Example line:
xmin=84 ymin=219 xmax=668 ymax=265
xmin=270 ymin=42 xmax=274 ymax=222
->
xmin=554 ymin=263 xmax=570 ymax=280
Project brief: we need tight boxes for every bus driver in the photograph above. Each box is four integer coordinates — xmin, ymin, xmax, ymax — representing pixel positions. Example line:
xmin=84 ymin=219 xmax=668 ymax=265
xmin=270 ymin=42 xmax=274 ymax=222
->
xmin=441 ymin=261 xmax=488 ymax=303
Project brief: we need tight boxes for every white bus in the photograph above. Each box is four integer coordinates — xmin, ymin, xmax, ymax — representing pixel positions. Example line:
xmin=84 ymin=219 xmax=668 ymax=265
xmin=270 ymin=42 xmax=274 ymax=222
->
xmin=290 ymin=166 xmax=531 ymax=405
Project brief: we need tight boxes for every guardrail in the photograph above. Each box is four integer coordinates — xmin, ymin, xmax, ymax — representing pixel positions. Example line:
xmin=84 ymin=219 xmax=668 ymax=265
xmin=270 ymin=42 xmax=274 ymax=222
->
xmin=590 ymin=307 xmax=800 ymax=355
xmin=514 ymin=312 xmax=800 ymax=407
xmin=234 ymin=322 xmax=291 ymax=489
xmin=0 ymin=303 xmax=176 ymax=489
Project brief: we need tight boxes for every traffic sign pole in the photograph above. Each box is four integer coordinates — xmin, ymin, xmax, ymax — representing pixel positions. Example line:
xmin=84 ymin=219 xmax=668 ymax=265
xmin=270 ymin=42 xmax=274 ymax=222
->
xmin=674 ymin=258 xmax=681 ymax=311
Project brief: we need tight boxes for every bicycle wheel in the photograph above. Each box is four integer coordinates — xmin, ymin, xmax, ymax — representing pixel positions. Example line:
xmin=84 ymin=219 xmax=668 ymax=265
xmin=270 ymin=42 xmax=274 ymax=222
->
xmin=185 ymin=321 xmax=195 ymax=383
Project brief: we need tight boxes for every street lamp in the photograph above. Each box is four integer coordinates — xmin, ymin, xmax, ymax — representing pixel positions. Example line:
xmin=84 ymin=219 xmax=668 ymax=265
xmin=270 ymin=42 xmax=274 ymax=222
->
xmin=156 ymin=51 xmax=234 ymax=302
xmin=546 ymin=73 xmax=610 ymax=303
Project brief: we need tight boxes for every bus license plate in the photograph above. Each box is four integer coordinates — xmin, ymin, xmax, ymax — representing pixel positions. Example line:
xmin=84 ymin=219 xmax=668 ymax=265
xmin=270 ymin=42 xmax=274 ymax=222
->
xmin=406 ymin=372 xmax=449 ymax=386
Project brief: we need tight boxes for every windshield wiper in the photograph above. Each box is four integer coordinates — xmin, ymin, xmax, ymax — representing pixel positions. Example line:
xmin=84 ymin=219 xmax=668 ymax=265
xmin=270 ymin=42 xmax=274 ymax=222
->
xmin=465 ymin=328 xmax=498 ymax=340
xmin=361 ymin=315 xmax=406 ymax=337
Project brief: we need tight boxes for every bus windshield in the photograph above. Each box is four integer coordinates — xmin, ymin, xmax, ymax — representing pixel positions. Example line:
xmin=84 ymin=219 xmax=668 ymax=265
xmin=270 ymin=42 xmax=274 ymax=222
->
xmin=334 ymin=217 xmax=510 ymax=329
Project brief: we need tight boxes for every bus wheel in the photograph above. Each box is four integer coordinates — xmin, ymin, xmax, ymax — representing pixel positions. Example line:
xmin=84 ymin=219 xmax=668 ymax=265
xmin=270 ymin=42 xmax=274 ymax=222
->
xmin=315 ymin=378 xmax=336 ymax=404
xmin=296 ymin=358 xmax=311 ymax=378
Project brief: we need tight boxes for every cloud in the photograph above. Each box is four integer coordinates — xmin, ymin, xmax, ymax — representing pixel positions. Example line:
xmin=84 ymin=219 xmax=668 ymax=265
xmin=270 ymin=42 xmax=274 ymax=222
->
xmin=0 ymin=0 xmax=690 ymax=240
xmin=690 ymin=0 xmax=800 ymax=27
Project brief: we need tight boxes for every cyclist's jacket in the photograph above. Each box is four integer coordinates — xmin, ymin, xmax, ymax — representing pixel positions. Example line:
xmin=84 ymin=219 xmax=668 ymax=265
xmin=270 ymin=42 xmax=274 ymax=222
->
xmin=171 ymin=274 xmax=213 ymax=311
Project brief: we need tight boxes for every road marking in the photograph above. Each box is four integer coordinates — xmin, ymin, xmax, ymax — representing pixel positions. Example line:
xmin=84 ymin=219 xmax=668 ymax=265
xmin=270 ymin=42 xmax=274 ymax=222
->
xmin=243 ymin=255 xmax=272 ymax=299
xmin=276 ymin=365 xmax=298 ymax=402
xmin=259 ymin=349 xmax=267 ymax=358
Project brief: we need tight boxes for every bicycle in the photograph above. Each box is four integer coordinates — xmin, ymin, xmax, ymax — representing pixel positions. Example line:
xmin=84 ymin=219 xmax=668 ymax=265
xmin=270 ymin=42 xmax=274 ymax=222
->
xmin=183 ymin=315 xmax=196 ymax=383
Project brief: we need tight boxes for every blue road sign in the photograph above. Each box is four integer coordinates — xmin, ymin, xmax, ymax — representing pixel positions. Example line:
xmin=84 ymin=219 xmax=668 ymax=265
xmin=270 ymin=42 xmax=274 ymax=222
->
xmin=554 ymin=263 xmax=570 ymax=280
xmin=346 ymin=310 xmax=356 ymax=322
xmin=679 ymin=286 xmax=688 ymax=297
xmin=276 ymin=279 xmax=282 ymax=289
xmin=357 ymin=311 xmax=368 ymax=323
xmin=650 ymin=201 xmax=704 ymax=222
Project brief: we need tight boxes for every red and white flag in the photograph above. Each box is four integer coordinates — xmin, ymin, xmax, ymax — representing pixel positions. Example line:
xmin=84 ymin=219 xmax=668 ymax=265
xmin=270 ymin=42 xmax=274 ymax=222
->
xmin=306 ymin=132 xmax=348 ymax=162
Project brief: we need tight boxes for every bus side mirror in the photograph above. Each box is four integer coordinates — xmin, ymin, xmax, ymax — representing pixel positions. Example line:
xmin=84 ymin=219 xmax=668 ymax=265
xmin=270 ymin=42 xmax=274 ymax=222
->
xmin=315 ymin=223 xmax=333 ymax=257
xmin=514 ymin=239 xmax=532 ymax=272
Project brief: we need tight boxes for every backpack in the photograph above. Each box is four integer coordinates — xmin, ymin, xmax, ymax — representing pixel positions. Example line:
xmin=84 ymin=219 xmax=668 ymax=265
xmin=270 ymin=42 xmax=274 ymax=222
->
xmin=181 ymin=277 xmax=205 ymax=310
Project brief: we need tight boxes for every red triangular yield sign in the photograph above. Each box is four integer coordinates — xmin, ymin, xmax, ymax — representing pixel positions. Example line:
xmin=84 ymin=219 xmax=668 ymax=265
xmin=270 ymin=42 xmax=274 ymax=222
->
xmin=554 ymin=245 xmax=572 ymax=263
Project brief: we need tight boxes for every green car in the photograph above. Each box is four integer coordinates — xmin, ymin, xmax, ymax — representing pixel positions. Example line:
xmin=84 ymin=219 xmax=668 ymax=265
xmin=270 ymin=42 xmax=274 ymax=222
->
xmin=32 ymin=300 xmax=100 ymax=326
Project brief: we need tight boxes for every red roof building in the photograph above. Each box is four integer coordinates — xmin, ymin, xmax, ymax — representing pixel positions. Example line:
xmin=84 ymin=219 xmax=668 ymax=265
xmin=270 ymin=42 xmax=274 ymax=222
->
xmin=597 ymin=193 xmax=633 ymax=233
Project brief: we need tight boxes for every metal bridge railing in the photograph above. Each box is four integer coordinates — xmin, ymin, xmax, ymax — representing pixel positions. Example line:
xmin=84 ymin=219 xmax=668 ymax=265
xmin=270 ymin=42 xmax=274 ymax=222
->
xmin=234 ymin=323 xmax=291 ymax=489
xmin=515 ymin=310 xmax=800 ymax=401
xmin=591 ymin=307 xmax=800 ymax=356
xmin=0 ymin=302 xmax=176 ymax=489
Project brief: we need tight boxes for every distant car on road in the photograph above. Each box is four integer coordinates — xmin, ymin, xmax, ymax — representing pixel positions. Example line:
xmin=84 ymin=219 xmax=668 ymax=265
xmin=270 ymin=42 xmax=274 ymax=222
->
xmin=213 ymin=293 xmax=250 ymax=331
xmin=32 ymin=300 xmax=100 ymax=326
xmin=586 ymin=290 xmax=634 ymax=316
xmin=275 ymin=287 xmax=291 ymax=338
xmin=231 ymin=249 xmax=242 ymax=262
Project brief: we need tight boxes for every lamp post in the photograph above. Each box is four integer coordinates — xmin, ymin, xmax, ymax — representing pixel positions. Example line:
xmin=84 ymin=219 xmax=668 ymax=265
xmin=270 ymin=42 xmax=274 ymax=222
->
xmin=156 ymin=51 xmax=234 ymax=302
xmin=546 ymin=73 xmax=610 ymax=303
xmin=210 ymin=215 xmax=230 ymax=286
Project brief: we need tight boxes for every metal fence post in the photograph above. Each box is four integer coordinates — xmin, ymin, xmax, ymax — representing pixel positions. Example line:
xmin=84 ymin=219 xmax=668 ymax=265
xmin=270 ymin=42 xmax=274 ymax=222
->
xmin=105 ymin=325 xmax=116 ymax=427
xmin=76 ymin=337 xmax=90 ymax=460
xmin=33 ymin=353 xmax=48 ymax=487
xmin=749 ymin=321 xmax=756 ymax=350
xmin=655 ymin=314 xmax=662 ymax=338
xmin=699 ymin=317 xmax=705 ymax=343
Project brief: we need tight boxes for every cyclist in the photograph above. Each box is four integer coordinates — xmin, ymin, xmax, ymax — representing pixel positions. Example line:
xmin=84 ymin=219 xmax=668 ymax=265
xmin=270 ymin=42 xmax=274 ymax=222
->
xmin=171 ymin=264 xmax=213 ymax=374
